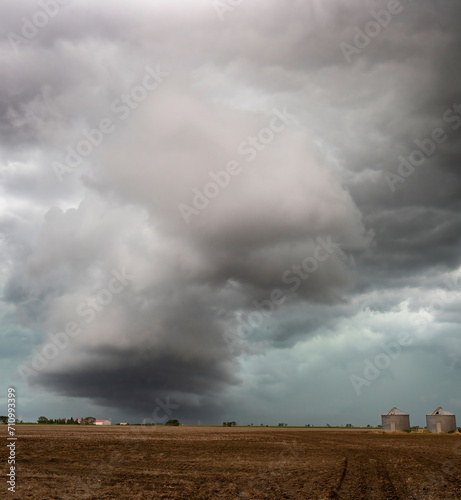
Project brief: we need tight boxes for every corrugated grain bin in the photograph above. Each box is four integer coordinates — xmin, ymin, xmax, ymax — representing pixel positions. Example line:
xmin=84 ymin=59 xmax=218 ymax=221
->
xmin=426 ymin=407 xmax=456 ymax=433
xmin=381 ymin=407 xmax=410 ymax=431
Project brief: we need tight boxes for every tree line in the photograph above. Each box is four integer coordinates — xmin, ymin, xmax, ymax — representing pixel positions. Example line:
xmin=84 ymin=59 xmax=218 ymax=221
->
xmin=37 ymin=416 xmax=80 ymax=424
xmin=0 ymin=416 xmax=21 ymax=424
xmin=36 ymin=416 xmax=90 ymax=424
xmin=0 ymin=416 xmax=94 ymax=424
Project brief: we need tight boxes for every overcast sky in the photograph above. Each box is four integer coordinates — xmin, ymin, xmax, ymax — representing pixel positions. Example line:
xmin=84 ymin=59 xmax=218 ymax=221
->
xmin=1 ymin=0 xmax=461 ymax=427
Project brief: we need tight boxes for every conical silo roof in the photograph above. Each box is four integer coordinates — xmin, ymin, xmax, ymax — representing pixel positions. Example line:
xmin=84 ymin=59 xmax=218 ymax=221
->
xmin=426 ymin=406 xmax=455 ymax=416
xmin=382 ymin=407 xmax=409 ymax=416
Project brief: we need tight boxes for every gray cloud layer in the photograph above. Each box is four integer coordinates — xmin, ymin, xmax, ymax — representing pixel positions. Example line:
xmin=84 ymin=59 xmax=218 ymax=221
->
xmin=1 ymin=0 xmax=461 ymax=424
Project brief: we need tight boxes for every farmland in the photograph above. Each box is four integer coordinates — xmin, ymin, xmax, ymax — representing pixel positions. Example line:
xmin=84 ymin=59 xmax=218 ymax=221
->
xmin=2 ymin=425 xmax=461 ymax=499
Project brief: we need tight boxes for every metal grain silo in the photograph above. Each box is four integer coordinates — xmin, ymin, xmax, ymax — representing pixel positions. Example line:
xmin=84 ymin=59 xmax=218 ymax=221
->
xmin=426 ymin=407 xmax=456 ymax=433
xmin=381 ymin=407 xmax=410 ymax=431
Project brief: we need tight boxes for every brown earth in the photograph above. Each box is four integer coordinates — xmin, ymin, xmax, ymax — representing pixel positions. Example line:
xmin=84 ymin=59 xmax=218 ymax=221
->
xmin=2 ymin=425 xmax=461 ymax=499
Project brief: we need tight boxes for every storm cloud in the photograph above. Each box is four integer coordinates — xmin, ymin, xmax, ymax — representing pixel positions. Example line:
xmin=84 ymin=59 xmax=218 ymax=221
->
xmin=1 ymin=0 xmax=461 ymax=425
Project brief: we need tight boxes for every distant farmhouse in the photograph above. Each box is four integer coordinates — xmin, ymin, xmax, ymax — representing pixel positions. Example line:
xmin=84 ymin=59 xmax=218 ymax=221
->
xmin=94 ymin=419 xmax=111 ymax=425
xmin=77 ymin=419 xmax=111 ymax=425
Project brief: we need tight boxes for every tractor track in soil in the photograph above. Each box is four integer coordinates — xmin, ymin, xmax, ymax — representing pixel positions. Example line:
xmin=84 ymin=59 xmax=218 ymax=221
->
xmin=330 ymin=454 xmax=400 ymax=499
xmin=3 ymin=425 xmax=461 ymax=499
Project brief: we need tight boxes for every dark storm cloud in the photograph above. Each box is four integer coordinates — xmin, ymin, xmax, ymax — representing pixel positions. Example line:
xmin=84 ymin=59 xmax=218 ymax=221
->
xmin=38 ymin=343 xmax=236 ymax=406
xmin=2 ymin=0 xmax=461 ymax=422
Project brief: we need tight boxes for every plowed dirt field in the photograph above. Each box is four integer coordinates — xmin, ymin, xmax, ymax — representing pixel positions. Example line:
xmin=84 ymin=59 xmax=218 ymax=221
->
xmin=2 ymin=425 xmax=461 ymax=499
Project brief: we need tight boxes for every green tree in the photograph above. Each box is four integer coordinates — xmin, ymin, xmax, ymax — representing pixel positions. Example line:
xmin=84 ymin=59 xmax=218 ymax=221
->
xmin=0 ymin=416 xmax=8 ymax=424
xmin=37 ymin=416 xmax=49 ymax=424
xmin=165 ymin=419 xmax=180 ymax=426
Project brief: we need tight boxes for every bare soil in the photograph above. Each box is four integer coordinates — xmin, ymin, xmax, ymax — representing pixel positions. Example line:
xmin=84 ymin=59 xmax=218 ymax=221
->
xmin=2 ymin=425 xmax=461 ymax=499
